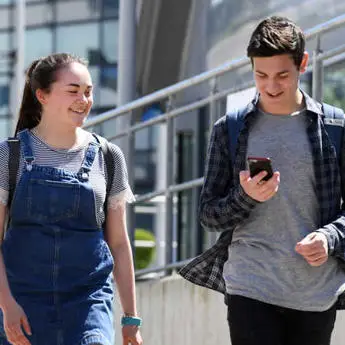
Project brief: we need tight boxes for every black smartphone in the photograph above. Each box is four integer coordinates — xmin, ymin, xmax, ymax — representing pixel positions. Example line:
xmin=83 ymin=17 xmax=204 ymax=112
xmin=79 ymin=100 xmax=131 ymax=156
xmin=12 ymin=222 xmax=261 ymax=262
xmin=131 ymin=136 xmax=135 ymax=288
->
xmin=247 ymin=156 xmax=273 ymax=181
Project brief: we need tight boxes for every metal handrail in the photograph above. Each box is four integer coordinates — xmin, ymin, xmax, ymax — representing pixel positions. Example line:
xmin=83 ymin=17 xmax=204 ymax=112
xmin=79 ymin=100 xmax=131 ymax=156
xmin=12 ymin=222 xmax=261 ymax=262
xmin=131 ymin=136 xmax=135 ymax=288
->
xmin=305 ymin=13 xmax=345 ymax=39
xmin=135 ymin=259 xmax=192 ymax=278
xmin=105 ymin=81 xmax=255 ymax=142
xmin=85 ymin=15 xmax=345 ymax=276
xmin=134 ymin=178 xmax=204 ymax=203
xmin=316 ymin=43 xmax=345 ymax=61
xmin=84 ymin=56 xmax=249 ymax=128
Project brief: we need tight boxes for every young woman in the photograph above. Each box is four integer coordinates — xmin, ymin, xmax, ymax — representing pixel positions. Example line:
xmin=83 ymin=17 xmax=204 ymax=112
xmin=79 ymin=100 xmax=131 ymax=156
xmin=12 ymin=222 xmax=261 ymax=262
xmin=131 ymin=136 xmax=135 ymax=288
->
xmin=0 ymin=53 xmax=143 ymax=345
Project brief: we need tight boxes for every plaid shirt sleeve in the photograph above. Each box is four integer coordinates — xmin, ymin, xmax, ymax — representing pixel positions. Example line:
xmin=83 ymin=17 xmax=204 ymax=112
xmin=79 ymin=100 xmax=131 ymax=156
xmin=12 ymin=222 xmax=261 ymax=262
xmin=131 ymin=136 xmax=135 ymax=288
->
xmin=318 ymin=219 xmax=345 ymax=259
xmin=199 ymin=116 xmax=258 ymax=232
xmin=316 ymin=120 xmax=345 ymax=261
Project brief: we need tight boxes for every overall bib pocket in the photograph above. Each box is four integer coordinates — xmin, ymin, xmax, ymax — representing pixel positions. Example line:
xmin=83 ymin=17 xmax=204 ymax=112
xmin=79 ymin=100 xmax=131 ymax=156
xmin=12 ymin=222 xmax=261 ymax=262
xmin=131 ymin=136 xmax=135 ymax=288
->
xmin=27 ymin=178 xmax=80 ymax=222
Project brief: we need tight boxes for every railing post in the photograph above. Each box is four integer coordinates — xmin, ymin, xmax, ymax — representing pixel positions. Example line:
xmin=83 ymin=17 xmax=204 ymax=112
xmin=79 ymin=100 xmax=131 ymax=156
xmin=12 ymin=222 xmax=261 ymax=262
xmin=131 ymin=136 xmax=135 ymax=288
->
xmin=126 ymin=111 xmax=136 ymax=260
xmin=209 ymin=77 xmax=219 ymax=133
xmin=165 ymin=96 xmax=175 ymax=267
xmin=207 ymin=77 xmax=219 ymax=248
xmin=312 ymin=34 xmax=324 ymax=102
xmin=154 ymin=119 xmax=168 ymax=270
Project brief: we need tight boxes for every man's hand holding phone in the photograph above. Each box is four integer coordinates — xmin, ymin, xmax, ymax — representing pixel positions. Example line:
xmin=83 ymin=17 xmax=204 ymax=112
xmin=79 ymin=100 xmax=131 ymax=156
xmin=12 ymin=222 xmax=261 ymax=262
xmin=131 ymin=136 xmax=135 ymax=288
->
xmin=240 ymin=157 xmax=280 ymax=202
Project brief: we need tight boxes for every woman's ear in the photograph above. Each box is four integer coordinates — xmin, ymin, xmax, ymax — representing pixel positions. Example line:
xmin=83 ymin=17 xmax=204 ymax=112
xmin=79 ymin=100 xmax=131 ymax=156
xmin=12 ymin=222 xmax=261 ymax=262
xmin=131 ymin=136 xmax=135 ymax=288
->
xmin=35 ymin=89 xmax=48 ymax=105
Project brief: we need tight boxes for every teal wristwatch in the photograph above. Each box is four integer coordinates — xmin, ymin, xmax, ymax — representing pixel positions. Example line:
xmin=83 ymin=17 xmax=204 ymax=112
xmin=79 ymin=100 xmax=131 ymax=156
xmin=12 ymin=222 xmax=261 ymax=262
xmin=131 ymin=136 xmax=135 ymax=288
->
xmin=121 ymin=316 xmax=142 ymax=327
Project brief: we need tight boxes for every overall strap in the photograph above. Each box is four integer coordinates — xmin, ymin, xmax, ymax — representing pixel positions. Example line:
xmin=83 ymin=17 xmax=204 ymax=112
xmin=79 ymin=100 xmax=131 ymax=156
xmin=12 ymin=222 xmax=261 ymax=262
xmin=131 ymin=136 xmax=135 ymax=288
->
xmin=226 ymin=106 xmax=247 ymax=164
xmin=322 ymin=103 xmax=345 ymax=165
xmin=7 ymin=137 xmax=20 ymax=210
xmin=78 ymin=140 xmax=99 ymax=181
xmin=18 ymin=129 xmax=35 ymax=171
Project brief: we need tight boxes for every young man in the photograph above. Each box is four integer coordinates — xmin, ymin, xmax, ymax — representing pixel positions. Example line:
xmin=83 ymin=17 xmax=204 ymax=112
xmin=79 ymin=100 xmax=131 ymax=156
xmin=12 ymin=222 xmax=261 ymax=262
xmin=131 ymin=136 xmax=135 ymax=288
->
xmin=179 ymin=16 xmax=345 ymax=345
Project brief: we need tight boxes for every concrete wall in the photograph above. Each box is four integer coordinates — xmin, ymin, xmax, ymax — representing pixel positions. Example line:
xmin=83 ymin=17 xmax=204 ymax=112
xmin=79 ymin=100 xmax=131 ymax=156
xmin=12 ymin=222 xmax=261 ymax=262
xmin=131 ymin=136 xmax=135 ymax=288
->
xmin=114 ymin=274 xmax=345 ymax=345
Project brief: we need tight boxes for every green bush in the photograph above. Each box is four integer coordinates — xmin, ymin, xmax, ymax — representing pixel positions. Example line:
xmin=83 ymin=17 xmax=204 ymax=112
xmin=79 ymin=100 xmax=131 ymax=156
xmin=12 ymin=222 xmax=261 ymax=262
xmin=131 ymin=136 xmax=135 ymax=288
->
xmin=134 ymin=228 xmax=156 ymax=270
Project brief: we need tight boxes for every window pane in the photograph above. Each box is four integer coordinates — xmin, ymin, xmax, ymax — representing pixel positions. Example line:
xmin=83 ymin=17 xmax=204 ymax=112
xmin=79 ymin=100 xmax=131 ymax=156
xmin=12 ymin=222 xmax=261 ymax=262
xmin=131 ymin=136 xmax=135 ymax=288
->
xmin=98 ymin=20 xmax=118 ymax=106
xmin=0 ymin=32 xmax=10 ymax=73
xmin=102 ymin=20 xmax=118 ymax=63
xmin=25 ymin=28 xmax=53 ymax=68
xmin=177 ymin=133 xmax=194 ymax=260
xmin=99 ymin=64 xmax=117 ymax=106
xmin=0 ymin=75 xmax=9 ymax=118
xmin=0 ymin=118 xmax=10 ymax=140
xmin=0 ymin=7 xmax=10 ymax=29
xmin=56 ymin=0 xmax=101 ymax=22
xmin=135 ymin=128 xmax=150 ymax=150
xmin=0 ymin=0 xmax=11 ymax=5
xmin=26 ymin=3 xmax=53 ymax=26
xmin=56 ymin=23 xmax=99 ymax=60
xmin=103 ymin=0 xmax=119 ymax=18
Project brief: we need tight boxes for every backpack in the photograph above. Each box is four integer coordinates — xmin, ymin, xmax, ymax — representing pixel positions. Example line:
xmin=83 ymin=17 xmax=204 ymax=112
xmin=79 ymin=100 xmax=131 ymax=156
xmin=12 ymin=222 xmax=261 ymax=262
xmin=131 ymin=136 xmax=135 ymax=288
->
xmin=6 ymin=133 xmax=115 ymax=212
xmin=226 ymin=102 xmax=345 ymax=165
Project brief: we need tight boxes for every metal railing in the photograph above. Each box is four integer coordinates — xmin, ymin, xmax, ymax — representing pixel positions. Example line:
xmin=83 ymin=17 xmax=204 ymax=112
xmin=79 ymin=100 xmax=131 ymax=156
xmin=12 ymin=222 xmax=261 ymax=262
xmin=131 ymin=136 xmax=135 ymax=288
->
xmin=84 ymin=14 xmax=345 ymax=278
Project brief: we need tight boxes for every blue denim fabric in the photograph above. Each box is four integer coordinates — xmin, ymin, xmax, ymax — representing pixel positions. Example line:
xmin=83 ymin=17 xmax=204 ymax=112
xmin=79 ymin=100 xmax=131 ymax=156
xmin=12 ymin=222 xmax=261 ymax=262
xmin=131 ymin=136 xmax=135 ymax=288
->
xmin=0 ymin=129 xmax=114 ymax=345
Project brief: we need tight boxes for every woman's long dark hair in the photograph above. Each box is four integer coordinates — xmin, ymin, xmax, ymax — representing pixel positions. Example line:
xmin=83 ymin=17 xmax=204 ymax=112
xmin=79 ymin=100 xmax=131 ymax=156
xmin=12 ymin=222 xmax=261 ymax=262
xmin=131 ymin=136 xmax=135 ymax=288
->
xmin=15 ymin=53 xmax=88 ymax=135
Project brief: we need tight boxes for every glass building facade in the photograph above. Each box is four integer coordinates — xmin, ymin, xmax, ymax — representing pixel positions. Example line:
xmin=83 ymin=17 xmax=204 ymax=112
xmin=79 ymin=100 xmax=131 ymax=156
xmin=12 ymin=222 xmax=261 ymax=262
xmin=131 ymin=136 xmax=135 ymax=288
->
xmin=0 ymin=0 xmax=119 ymax=139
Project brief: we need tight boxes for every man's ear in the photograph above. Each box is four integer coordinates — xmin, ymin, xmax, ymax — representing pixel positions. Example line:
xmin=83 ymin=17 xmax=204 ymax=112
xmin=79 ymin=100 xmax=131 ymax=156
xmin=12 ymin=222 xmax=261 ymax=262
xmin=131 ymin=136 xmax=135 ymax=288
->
xmin=35 ymin=89 xmax=48 ymax=105
xmin=299 ymin=51 xmax=309 ymax=74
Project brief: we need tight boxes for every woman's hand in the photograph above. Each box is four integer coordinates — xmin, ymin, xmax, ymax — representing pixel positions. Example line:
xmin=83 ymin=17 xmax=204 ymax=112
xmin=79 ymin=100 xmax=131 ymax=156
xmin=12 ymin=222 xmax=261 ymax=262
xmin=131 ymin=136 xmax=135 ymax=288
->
xmin=122 ymin=325 xmax=143 ymax=345
xmin=2 ymin=298 xmax=31 ymax=345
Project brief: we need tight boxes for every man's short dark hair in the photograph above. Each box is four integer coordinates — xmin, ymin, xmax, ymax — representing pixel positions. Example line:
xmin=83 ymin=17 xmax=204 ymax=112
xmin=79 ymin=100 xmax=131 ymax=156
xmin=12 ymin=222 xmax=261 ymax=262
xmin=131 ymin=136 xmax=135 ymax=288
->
xmin=247 ymin=16 xmax=305 ymax=68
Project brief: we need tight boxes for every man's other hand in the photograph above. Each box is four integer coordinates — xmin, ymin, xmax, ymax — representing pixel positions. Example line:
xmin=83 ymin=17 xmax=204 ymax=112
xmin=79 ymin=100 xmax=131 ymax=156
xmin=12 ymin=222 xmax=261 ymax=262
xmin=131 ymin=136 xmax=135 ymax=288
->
xmin=295 ymin=232 xmax=329 ymax=267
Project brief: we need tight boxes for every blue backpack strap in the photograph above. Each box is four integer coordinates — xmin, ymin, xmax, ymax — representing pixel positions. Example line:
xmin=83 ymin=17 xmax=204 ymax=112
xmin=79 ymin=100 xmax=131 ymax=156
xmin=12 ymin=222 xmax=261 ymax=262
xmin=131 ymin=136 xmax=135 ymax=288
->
xmin=92 ymin=133 xmax=115 ymax=227
xmin=92 ymin=133 xmax=114 ymax=196
xmin=322 ymin=103 xmax=345 ymax=164
xmin=226 ymin=107 xmax=247 ymax=164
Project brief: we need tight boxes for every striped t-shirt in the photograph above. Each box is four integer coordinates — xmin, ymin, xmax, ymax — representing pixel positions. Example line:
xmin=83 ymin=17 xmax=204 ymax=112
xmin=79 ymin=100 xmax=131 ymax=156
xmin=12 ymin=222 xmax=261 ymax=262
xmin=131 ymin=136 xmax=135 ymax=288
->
xmin=0 ymin=129 xmax=135 ymax=227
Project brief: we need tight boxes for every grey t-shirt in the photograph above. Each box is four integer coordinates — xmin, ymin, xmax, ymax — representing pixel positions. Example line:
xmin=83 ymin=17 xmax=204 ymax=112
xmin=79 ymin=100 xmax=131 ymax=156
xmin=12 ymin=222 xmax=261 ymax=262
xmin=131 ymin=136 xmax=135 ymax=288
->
xmin=223 ymin=109 xmax=345 ymax=311
xmin=0 ymin=130 xmax=135 ymax=228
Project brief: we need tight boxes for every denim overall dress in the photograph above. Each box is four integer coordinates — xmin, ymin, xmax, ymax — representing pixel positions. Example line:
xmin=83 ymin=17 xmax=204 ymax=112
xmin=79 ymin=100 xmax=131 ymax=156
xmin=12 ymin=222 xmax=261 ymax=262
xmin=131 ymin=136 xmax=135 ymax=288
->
xmin=0 ymin=130 xmax=115 ymax=345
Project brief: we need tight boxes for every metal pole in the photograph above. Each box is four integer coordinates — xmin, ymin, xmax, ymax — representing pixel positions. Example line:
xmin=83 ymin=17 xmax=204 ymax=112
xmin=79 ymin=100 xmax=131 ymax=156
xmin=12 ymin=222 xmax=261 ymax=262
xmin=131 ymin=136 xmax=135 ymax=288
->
xmin=165 ymin=96 xmax=175 ymax=267
xmin=118 ymin=0 xmax=136 ymax=106
xmin=118 ymin=0 xmax=137 ymax=252
xmin=312 ymin=34 xmax=324 ymax=102
xmin=12 ymin=0 xmax=25 ymax=135
xmin=154 ymin=122 xmax=167 ymax=269
xmin=207 ymin=77 xmax=219 ymax=248
xmin=209 ymin=77 xmax=218 ymax=131
xmin=126 ymin=112 xmax=136 ymax=260
xmin=117 ymin=0 xmax=136 ymax=157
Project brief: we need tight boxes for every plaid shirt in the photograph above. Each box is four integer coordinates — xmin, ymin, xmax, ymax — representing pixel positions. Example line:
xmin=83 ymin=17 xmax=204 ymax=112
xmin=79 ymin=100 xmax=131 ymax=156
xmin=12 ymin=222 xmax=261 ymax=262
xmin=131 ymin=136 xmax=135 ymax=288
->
xmin=179 ymin=91 xmax=345 ymax=309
